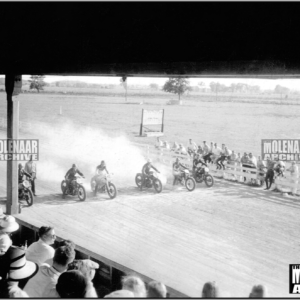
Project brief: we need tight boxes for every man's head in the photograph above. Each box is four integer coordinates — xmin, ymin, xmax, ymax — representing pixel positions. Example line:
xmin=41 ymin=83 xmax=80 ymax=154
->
xmin=214 ymin=143 xmax=217 ymax=147
xmin=53 ymin=245 xmax=76 ymax=268
xmin=72 ymin=164 xmax=77 ymax=171
xmin=100 ymin=160 xmax=106 ymax=166
xmin=18 ymin=163 xmax=23 ymax=170
xmin=147 ymin=281 xmax=167 ymax=298
xmin=0 ymin=233 xmax=12 ymax=256
xmin=203 ymin=141 xmax=206 ymax=145
xmin=122 ymin=275 xmax=147 ymax=297
xmin=249 ymin=153 xmax=253 ymax=158
xmin=56 ymin=270 xmax=88 ymax=298
xmin=189 ymin=139 xmax=192 ymax=143
xmin=201 ymin=281 xmax=219 ymax=298
xmin=39 ymin=226 xmax=56 ymax=245
xmin=249 ymin=284 xmax=267 ymax=298
xmin=68 ymin=259 xmax=99 ymax=281
xmin=147 ymin=158 xmax=152 ymax=164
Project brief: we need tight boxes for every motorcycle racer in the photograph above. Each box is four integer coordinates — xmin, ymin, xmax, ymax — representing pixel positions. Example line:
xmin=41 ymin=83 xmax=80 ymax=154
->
xmin=93 ymin=161 xmax=109 ymax=195
xmin=65 ymin=164 xmax=84 ymax=191
xmin=172 ymin=158 xmax=188 ymax=185
xmin=142 ymin=159 xmax=160 ymax=186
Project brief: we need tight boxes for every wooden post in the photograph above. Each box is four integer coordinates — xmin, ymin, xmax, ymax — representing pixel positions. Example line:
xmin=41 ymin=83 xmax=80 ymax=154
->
xmin=5 ymin=74 xmax=19 ymax=215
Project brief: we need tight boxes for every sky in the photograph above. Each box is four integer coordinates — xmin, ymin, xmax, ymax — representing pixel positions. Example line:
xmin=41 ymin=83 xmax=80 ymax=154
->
xmin=1 ymin=75 xmax=300 ymax=91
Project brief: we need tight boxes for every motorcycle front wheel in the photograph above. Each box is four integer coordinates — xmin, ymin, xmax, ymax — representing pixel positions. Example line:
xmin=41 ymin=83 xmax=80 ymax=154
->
xmin=23 ymin=189 xmax=34 ymax=206
xmin=153 ymin=179 xmax=162 ymax=193
xmin=107 ymin=183 xmax=117 ymax=199
xmin=78 ymin=185 xmax=86 ymax=201
xmin=185 ymin=177 xmax=196 ymax=191
xmin=135 ymin=173 xmax=143 ymax=188
xmin=61 ymin=180 xmax=67 ymax=195
xmin=204 ymin=175 xmax=214 ymax=187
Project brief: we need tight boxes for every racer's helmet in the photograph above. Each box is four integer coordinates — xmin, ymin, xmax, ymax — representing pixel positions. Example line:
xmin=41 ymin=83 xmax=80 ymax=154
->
xmin=147 ymin=158 xmax=152 ymax=163
xmin=18 ymin=163 xmax=23 ymax=169
xmin=72 ymin=163 xmax=77 ymax=169
xmin=101 ymin=160 xmax=106 ymax=166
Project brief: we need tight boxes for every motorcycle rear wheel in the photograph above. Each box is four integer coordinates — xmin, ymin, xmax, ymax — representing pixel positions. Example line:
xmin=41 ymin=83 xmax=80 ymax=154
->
xmin=185 ymin=177 xmax=196 ymax=191
xmin=78 ymin=185 xmax=86 ymax=201
xmin=195 ymin=174 xmax=204 ymax=183
xmin=153 ymin=179 xmax=162 ymax=193
xmin=204 ymin=175 xmax=214 ymax=187
xmin=107 ymin=183 xmax=117 ymax=199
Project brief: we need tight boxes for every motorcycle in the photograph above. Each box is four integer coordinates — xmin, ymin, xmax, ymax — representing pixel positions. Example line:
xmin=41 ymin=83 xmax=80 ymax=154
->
xmin=174 ymin=169 xmax=196 ymax=191
xmin=61 ymin=175 xmax=86 ymax=201
xmin=18 ymin=179 xmax=34 ymax=207
xmin=194 ymin=166 xmax=214 ymax=187
xmin=135 ymin=171 xmax=163 ymax=193
xmin=91 ymin=173 xmax=117 ymax=199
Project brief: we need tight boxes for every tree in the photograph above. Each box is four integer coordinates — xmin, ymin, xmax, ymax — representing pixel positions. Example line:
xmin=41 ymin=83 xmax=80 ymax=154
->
xmin=29 ymin=75 xmax=46 ymax=93
xmin=162 ymin=77 xmax=191 ymax=100
xmin=149 ymin=83 xmax=159 ymax=90
xmin=274 ymin=85 xmax=289 ymax=99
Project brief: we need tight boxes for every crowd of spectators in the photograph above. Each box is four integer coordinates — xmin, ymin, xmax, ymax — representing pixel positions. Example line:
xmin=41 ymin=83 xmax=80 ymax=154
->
xmin=155 ymin=137 xmax=299 ymax=192
xmin=0 ymin=213 xmax=269 ymax=298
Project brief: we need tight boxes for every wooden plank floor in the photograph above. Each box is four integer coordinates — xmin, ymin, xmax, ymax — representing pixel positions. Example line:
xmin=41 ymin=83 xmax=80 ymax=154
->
xmin=12 ymin=179 xmax=300 ymax=298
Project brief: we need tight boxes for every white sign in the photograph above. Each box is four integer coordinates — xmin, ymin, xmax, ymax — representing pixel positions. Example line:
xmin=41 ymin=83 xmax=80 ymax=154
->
xmin=142 ymin=109 xmax=164 ymax=125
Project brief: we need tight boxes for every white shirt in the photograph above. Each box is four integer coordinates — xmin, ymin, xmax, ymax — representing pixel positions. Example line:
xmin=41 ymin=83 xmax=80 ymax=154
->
xmin=26 ymin=239 xmax=55 ymax=266
xmin=213 ymin=147 xmax=222 ymax=156
xmin=24 ymin=264 xmax=61 ymax=297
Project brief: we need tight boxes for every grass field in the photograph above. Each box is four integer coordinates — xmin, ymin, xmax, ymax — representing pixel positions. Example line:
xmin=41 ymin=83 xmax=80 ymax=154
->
xmin=1 ymin=90 xmax=300 ymax=156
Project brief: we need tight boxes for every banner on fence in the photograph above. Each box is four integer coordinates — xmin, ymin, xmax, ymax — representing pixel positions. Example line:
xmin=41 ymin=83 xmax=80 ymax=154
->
xmin=261 ymin=139 xmax=300 ymax=161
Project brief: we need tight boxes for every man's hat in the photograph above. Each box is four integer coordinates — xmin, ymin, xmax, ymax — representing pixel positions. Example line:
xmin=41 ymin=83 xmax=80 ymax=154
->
xmin=0 ymin=216 xmax=19 ymax=233
xmin=8 ymin=246 xmax=39 ymax=281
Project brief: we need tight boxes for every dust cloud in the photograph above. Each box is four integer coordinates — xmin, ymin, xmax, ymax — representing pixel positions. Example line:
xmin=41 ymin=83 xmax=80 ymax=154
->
xmin=30 ymin=120 xmax=171 ymax=190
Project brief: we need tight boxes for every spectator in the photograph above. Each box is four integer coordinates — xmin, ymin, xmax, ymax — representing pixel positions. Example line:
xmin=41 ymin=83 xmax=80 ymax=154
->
xmin=248 ymin=153 xmax=257 ymax=168
xmin=67 ymin=259 xmax=99 ymax=297
xmin=25 ymin=155 xmax=37 ymax=196
xmin=216 ymin=145 xmax=232 ymax=170
xmin=0 ymin=233 xmax=13 ymax=295
xmin=212 ymin=143 xmax=222 ymax=167
xmin=45 ymin=239 xmax=75 ymax=265
xmin=163 ymin=141 xmax=170 ymax=150
xmin=104 ymin=290 xmax=135 ymax=298
xmin=201 ymin=281 xmax=219 ymax=298
xmin=24 ymin=245 xmax=75 ymax=297
xmin=286 ymin=161 xmax=299 ymax=195
xmin=188 ymin=139 xmax=197 ymax=155
xmin=197 ymin=145 xmax=204 ymax=155
xmin=155 ymin=137 xmax=163 ymax=149
xmin=203 ymin=142 xmax=213 ymax=164
xmin=274 ymin=157 xmax=285 ymax=177
xmin=4 ymin=281 xmax=29 ymax=298
xmin=171 ymin=142 xmax=179 ymax=152
xmin=0 ymin=215 xmax=20 ymax=234
xmin=256 ymin=156 xmax=266 ymax=186
xmin=147 ymin=280 xmax=168 ymax=298
xmin=122 ymin=275 xmax=147 ymax=297
xmin=56 ymin=270 xmax=89 ymax=298
xmin=249 ymin=284 xmax=267 ymax=298
xmin=26 ymin=226 xmax=56 ymax=266
xmin=241 ymin=153 xmax=251 ymax=182
xmin=8 ymin=246 xmax=39 ymax=290
xmin=178 ymin=144 xmax=188 ymax=155
xmin=264 ymin=158 xmax=276 ymax=190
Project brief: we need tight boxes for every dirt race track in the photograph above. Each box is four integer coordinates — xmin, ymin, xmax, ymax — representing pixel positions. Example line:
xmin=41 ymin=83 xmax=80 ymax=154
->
xmin=1 ymin=162 xmax=299 ymax=297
